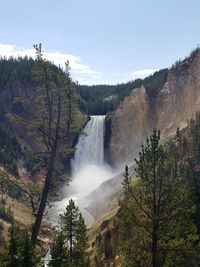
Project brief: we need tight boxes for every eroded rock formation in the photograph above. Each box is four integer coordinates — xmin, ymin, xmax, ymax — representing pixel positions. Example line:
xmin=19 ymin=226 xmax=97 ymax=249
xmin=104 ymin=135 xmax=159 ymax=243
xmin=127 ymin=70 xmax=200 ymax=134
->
xmin=105 ymin=51 xmax=200 ymax=168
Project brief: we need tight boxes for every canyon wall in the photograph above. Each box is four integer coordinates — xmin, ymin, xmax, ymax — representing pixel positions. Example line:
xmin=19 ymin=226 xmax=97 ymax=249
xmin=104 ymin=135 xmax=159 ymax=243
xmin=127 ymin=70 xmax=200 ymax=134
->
xmin=105 ymin=51 xmax=200 ymax=168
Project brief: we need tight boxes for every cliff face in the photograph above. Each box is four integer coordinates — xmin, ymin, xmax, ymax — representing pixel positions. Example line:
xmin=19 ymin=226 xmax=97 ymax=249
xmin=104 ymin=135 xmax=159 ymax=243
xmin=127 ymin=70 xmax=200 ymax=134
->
xmin=105 ymin=51 xmax=200 ymax=167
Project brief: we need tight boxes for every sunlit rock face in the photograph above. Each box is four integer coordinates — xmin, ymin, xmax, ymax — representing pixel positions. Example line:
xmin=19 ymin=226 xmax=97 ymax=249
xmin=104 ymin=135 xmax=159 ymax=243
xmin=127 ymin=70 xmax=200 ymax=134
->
xmin=106 ymin=51 xmax=200 ymax=167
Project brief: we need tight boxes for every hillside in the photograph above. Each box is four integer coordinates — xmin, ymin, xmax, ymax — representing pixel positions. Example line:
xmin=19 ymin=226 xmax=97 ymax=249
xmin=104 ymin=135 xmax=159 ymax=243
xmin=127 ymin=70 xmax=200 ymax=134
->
xmin=0 ymin=55 xmax=87 ymax=258
xmin=90 ymin=111 xmax=200 ymax=267
xmin=1 ymin=48 xmax=200 ymax=266
xmin=0 ymin=57 xmax=87 ymax=175
xmin=105 ymin=47 xmax=200 ymax=167
xmin=77 ymin=68 xmax=168 ymax=115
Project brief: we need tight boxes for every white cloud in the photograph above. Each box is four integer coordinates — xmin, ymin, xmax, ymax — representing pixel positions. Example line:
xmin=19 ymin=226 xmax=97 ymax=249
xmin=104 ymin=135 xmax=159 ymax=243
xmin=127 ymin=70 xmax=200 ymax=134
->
xmin=132 ymin=69 xmax=157 ymax=79
xmin=0 ymin=43 xmax=101 ymax=78
xmin=0 ymin=44 xmax=158 ymax=85
xmin=120 ymin=69 xmax=158 ymax=81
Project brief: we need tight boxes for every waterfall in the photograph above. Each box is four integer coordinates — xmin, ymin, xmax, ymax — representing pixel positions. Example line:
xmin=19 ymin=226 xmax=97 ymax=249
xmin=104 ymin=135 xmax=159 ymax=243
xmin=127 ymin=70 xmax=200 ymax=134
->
xmin=71 ymin=115 xmax=105 ymax=173
xmin=44 ymin=115 xmax=113 ymax=266
xmin=46 ymin=115 xmax=112 ymax=227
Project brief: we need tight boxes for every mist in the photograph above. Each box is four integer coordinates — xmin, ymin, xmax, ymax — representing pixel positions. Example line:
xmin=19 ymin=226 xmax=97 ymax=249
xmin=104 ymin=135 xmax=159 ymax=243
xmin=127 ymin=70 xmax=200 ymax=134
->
xmin=71 ymin=163 xmax=113 ymax=198
xmin=46 ymin=162 xmax=115 ymax=226
xmin=46 ymin=115 xmax=117 ymax=226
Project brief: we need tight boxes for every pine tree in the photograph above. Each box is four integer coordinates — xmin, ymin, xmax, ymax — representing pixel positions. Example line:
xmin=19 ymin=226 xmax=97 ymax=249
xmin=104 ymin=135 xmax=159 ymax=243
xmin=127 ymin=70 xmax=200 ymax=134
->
xmin=74 ymin=213 xmax=90 ymax=267
xmin=29 ymin=44 xmax=78 ymax=244
xmin=120 ymin=129 xmax=200 ymax=267
xmin=49 ymin=231 xmax=69 ymax=267
xmin=60 ymin=199 xmax=79 ymax=264
xmin=2 ymin=223 xmax=37 ymax=267
xmin=7 ymin=223 xmax=19 ymax=267
xmin=49 ymin=200 xmax=91 ymax=266
xmin=21 ymin=233 xmax=37 ymax=267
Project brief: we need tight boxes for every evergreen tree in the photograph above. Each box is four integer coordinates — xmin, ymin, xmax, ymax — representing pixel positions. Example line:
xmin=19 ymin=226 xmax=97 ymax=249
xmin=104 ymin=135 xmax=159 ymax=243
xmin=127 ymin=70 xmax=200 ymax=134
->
xmin=60 ymin=199 xmax=79 ymax=264
xmin=50 ymin=200 xmax=90 ymax=266
xmin=49 ymin=231 xmax=69 ymax=267
xmin=74 ymin=213 xmax=90 ymax=267
xmin=21 ymin=232 xmax=37 ymax=267
xmin=2 ymin=223 xmax=37 ymax=267
xmin=30 ymin=44 xmax=78 ymax=244
xmin=119 ymin=129 xmax=200 ymax=267
xmin=7 ymin=223 xmax=19 ymax=267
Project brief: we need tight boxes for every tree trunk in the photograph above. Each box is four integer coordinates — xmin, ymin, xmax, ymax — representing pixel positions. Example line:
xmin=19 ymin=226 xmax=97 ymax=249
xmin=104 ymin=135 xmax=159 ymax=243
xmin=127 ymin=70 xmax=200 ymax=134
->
xmin=152 ymin=223 xmax=158 ymax=267
xmin=31 ymin=145 xmax=57 ymax=244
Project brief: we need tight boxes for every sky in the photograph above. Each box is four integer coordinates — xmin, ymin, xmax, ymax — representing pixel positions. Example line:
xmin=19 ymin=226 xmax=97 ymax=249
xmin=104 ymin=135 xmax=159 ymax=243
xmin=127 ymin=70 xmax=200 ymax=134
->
xmin=0 ymin=0 xmax=200 ymax=85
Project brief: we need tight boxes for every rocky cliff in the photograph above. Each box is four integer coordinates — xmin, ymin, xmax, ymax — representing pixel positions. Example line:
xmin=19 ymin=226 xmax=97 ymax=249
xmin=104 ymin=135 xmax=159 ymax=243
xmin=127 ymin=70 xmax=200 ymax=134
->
xmin=105 ymin=50 xmax=200 ymax=168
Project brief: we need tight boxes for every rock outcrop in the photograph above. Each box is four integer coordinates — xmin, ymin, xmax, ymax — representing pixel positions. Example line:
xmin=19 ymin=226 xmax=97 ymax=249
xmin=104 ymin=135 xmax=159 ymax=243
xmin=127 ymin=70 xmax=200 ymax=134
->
xmin=105 ymin=51 xmax=200 ymax=168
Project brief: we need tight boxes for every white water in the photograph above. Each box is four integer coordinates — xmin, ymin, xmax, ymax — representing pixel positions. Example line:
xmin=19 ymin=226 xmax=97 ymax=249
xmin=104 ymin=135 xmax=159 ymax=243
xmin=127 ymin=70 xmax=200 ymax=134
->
xmin=46 ymin=115 xmax=113 ymax=226
xmin=44 ymin=115 xmax=114 ymax=266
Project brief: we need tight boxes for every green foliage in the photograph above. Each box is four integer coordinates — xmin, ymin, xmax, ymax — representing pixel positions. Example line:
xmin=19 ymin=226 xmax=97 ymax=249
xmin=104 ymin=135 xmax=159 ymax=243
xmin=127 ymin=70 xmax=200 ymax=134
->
xmin=0 ymin=221 xmax=3 ymax=232
xmin=50 ymin=199 xmax=90 ymax=267
xmin=0 ymin=221 xmax=4 ymax=245
xmin=0 ymin=56 xmax=36 ymax=91
xmin=119 ymin=130 xmax=200 ymax=267
xmin=0 ymin=223 xmax=37 ymax=267
xmin=172 ymin=45 xmax=200 ymax=69
xmin=0 ymin=205 xmax=13 ymax=223
xmin=25 ymin=154 xmax=44 ymax=176
xmin=73 ymin=214 xmax=90 ymax=266
xmin=0 ymin=124 xmax=23 ymax=175
xmin=60 ymin=199 xmax=79 ymax=265
xmin=0 ymin=55 xmax=63 ymax=92
xmin=77 ymin=69 xmax=168 ymax=114
xmin=6 ymin=183 xmax=22 ymax=200
xmin=0 ymin=52 xmax=168 ymax=117
xmin=167 ymin=112 xmax=200 ymax=233
xmin=143 ymin=69 xmax=168 ymax=98
xmin=20 ymin=233 xmax=37 ymax=267
xmin=49 ymin=232 xmax=69 ymax=267
xmin=0 ymin=169 xmax=22 ymax=201
xmin=49 ymin=169 xmax=70 ymax=198
xmin=30 ymin=44 xmax=80 ymax=243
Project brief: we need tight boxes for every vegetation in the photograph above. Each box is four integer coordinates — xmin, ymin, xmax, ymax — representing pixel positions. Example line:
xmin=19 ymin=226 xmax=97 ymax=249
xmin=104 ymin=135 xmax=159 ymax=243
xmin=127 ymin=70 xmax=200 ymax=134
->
xmin=1 ymin=45 xmax=200 ymax=266
xmin=0 ymin=169 xmax=22 ymax=202
xmin=0 ymin=56 xmax=36 ymax=91
xmin=172 ymin=45 xmax=200 ymax=69
xmin=0 ymin=205 xmax=13 ymax=223
xmin=119 ymin=130 xmax=200 ymax=266
xmin=0 ymin=55 xmax=168 ymax=116
xmin=77 ymin=68 xmax=168 ymax=114
xmin=27 ymin=44 xmax=79 ymax=244
xmin=0 ymin=223 xmax=37 ymax=267
xmin=49 ymin=199 xmax=90 ymax=267
xmin=0 ymin=124 xmax=23 ymax=176
xmin=172 ymin=111 xmax=200 ymax=234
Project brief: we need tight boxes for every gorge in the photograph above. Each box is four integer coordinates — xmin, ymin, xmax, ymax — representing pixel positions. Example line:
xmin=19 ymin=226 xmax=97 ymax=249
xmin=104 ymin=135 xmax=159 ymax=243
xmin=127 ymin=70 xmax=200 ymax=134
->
xmin=1 ymin=47 xmax=200 ymax=266
xmin=46 ymin=115 xmax=114 ymax=227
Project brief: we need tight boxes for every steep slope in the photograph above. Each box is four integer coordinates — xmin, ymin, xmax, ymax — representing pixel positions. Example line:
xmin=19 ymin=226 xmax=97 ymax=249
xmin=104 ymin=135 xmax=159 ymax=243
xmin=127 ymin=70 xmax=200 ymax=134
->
xmin=0 ymin=57 xmax=87 ymax=176
xmin=105 ymin=49 xmax=200 ymax=167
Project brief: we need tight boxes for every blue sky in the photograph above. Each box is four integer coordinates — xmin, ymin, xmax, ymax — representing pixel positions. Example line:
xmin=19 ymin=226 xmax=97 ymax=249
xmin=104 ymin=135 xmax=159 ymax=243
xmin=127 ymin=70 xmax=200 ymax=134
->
xmin=0 ymin=0 xmax=200 ymax=84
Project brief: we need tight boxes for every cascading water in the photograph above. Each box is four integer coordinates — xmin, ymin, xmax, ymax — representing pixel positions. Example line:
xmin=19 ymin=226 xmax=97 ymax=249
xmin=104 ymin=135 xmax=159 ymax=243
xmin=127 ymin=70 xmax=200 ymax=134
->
xmin=71 ymin=115 xmax=105 ymax=171
xmin=46 ymin=115 xmax=112 ymax=227
xmin=45 ymin=115 xmax=112 ymax=266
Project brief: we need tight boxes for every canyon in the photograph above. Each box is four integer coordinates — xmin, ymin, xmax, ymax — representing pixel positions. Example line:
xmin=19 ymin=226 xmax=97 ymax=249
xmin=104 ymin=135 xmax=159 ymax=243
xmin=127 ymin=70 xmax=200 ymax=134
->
xmin=105 ymin=49 xmax=200 ymax=168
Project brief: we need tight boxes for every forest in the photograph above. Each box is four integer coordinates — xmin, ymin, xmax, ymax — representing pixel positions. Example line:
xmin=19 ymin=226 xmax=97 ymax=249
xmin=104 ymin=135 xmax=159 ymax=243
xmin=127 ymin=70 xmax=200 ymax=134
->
xmin=1 ymin=47 xmax=200 ymax=266
xmin=77 ymin=68 xmax=168 ymax=114
xmin=2 ymin=110 xmax=200 ymax=266
xmin=0 ymin=55 xmax=168 ymax=116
